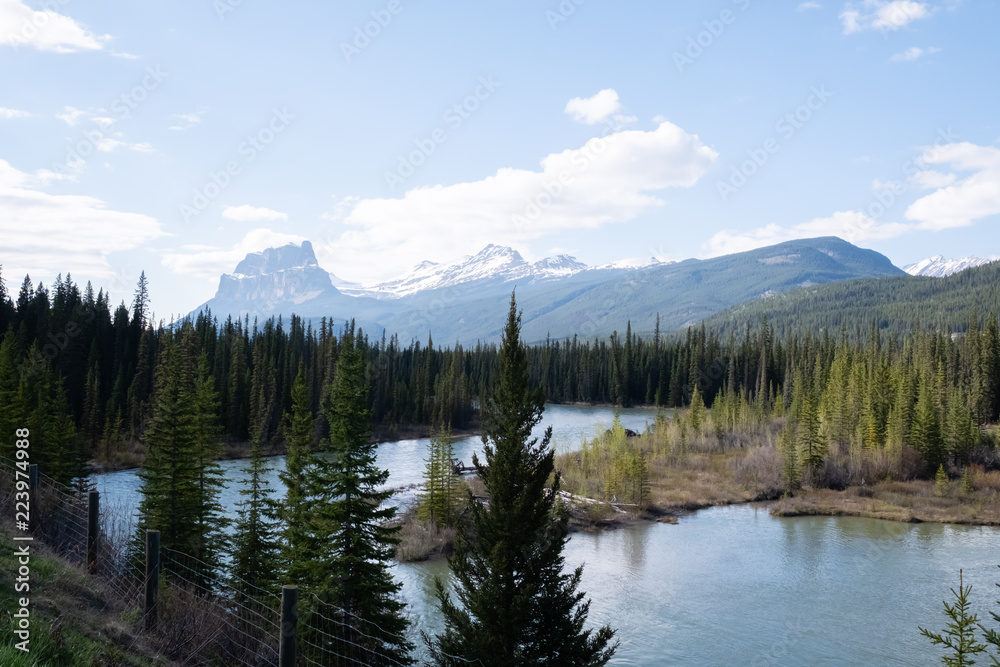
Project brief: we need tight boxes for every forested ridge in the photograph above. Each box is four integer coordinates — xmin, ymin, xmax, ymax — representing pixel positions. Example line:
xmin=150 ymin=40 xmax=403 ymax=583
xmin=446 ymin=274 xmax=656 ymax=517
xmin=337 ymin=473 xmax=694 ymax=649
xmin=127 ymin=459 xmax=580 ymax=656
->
xmin=702 ymin=258 xmax=1000 ymax=338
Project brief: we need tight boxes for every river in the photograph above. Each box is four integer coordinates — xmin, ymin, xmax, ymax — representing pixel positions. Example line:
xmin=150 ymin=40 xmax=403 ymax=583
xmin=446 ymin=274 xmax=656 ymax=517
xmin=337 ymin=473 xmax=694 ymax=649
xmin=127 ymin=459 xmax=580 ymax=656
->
xmin=92 ymin=404 xmax=1000 ymax=666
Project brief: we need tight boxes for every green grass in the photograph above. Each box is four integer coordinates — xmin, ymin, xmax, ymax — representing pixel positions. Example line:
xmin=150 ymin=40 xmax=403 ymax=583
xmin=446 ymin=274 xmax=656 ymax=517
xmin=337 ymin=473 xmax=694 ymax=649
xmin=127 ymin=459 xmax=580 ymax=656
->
xmin=0 ymin=536 xmax=161 ymax=666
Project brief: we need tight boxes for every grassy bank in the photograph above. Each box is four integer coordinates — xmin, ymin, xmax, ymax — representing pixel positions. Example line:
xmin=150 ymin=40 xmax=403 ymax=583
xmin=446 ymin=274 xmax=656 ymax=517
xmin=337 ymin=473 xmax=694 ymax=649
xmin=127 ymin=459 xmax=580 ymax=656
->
xmin=772 ymin=472 xmax=1000 ymax=524
xmin=553 ymin=411 xmax=1000 ymax=528
xmin=0 ymin=531 xmax=163 ymax=666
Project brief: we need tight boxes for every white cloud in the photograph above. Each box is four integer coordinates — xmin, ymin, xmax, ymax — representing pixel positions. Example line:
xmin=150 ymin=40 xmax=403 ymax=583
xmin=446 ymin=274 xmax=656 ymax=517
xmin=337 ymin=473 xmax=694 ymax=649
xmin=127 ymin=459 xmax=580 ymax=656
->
xmin=905 ymin=142 xmax=1000 ymax=229
xmin=162 ymin=228 xmax=307 ymax=280
xmin=0 ymin=0 xmax=110 ymax=53
xmin=565 ymin=89 xmax=623 ymax=125
xmin=56 ymin=106 xmax=85 ymax=126
xmin=704 ymin=211 xmax=914 ymax=257
xmin=0 ymin=107 xmax=30 ymax=119
xmin=0 ymin=157 xmax=164 ymax=280
xmin=706 ymin=141 xmax=1000 ymax=256
xmin=841 ymin=1 xmax=931 ymax=34
xmin=319 ymin=119 xmax=717 ymax=284
xmin=169 ymin=111 xmax=204 ymax=131
xmin=798 ymin=2 xmax=822 ymax=10
xmin=910 ymin=169 xmax=956 ymax=189
xmin=222 ymin=205 xmax=288 ymax=223
xmin=890 ymin=46 xmax=940 ymax=62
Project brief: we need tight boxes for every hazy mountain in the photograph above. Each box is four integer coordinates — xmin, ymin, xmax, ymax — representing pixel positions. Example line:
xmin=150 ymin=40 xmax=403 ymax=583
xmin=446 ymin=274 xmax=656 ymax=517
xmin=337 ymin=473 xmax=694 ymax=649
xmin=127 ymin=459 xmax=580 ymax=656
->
xmin=189 ymin=236 xmax=905 ymax=345
xmin=903 ymin=255 xmax=997 ymax=278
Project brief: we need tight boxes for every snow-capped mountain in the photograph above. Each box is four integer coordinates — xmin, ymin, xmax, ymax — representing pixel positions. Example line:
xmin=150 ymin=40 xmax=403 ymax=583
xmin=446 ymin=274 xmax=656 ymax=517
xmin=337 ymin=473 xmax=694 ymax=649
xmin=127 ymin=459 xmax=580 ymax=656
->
xmin=339 ymin=244 xmax=588 ymax=299
xmin=215 ymin=240 xmax=336 ymax=307
xmin=903 ymin=255 xmax=998 ymax=278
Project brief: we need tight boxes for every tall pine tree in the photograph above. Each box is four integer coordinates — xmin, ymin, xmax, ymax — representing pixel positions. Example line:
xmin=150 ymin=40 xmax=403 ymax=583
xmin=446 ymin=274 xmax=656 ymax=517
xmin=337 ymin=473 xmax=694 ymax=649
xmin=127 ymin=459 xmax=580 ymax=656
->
xmin=429 ymin=294 xmax=617 ymax=666
xmin=299 ymin=330 xmax=413 ymax=665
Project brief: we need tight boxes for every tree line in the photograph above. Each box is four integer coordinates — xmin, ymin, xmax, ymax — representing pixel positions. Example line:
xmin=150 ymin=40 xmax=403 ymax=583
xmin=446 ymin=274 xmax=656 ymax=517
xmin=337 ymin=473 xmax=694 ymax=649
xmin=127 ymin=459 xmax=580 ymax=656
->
xmin=0 ymin=269 xmax=477 ymax=485
xmin=3 ymin=266 xmax=999 ymax=486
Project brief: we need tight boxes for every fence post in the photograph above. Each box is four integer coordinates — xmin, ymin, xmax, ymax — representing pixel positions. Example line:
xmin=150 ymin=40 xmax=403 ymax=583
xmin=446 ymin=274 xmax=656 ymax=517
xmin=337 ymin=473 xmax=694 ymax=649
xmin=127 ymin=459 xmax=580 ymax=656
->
xmin=28 ymin=464 xmax=37 ymax=490
xmin=145 ymin=530 xmax=160 ymax=630
xmin=87 ymin=491 xmax=99 ymax=575
xmin=279 ymin=584 xmax=298 ymax=667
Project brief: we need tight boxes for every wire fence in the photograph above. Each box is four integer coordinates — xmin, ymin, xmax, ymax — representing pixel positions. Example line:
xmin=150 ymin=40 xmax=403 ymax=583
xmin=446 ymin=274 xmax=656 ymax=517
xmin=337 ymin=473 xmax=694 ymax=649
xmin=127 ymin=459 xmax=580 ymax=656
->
xmin=0 ymin=457 xmax=476 ymax=666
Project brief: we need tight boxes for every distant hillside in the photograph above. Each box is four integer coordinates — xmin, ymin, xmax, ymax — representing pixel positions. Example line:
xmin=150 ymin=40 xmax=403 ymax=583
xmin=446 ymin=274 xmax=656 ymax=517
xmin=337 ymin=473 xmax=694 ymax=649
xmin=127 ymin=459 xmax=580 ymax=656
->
xmin=702 ymin=260 xmax=1000 ymax=338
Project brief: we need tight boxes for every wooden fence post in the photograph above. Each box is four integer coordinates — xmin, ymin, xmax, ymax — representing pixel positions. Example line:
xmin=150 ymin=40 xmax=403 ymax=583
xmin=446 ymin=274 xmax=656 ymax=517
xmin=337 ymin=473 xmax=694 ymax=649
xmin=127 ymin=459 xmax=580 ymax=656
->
xmin=87 ymin=491 xmax=99 ymax=575
xmin=145 ymin=530 xmax=160 ymax=630
xmin=279 ymin=584 xmax=298 ymax=667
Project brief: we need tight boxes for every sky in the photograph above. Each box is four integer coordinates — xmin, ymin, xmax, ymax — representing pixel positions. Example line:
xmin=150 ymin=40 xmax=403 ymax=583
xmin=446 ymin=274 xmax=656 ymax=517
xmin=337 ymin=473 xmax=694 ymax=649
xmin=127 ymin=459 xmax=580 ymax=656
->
xmin=1 ymin=0 xmax=998 ymax=319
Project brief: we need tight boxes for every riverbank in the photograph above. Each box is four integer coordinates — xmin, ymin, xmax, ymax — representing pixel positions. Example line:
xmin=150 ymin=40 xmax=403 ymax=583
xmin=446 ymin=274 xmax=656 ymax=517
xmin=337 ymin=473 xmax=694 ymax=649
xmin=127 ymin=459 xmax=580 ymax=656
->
xmin=88 ymin=422 xmax=482 ymax=473
xmin=771 ymin=476 xmax=1000 ymax=525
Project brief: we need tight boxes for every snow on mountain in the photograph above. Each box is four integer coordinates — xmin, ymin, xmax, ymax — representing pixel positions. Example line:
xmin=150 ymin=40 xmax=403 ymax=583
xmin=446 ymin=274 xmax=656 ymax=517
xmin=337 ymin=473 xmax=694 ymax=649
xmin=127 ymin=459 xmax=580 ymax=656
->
xmin=339 ymin=244 xmax=589 ymax=299
xmin=903 ymin=255 xmax=998 ymax=278
xmin=214 ymin=240 xmax=337 ymax=306
xmin=591 ymin=256 xmax=673 ymax=271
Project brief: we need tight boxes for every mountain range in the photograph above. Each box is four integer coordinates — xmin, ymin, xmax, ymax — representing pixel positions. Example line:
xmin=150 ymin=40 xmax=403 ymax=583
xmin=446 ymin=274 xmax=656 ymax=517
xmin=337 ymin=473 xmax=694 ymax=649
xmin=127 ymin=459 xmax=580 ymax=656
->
xmin=190 ymin=237 xmax=911 ymax=345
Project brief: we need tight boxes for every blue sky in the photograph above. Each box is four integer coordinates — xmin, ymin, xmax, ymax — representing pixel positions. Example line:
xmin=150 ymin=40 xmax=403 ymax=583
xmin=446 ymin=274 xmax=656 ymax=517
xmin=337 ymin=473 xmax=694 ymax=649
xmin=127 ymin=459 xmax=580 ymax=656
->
xmin=1 ymin=0 xmax=998 ymax=319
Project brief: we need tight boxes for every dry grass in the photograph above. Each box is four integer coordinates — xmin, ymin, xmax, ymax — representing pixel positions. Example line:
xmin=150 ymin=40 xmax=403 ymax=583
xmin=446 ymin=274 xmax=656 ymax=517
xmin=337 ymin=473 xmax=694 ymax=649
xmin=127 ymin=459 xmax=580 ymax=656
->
xmin=555 ymin=412 xmax=1000 ymax=528
xmin=772 ymin=478 xmax=1000 ymax=525
xmin=394 ymin=506 xmax=458 ymax=562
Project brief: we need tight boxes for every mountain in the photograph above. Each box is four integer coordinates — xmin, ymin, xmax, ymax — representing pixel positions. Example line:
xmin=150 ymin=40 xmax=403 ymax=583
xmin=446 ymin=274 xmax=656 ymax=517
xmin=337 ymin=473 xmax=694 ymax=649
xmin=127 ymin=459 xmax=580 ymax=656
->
xmin=903 ymin=255 xmax=997 ymax=277
xmin=339 ymin=244 xmax=588 ymax=299
xmin=702 ymin=259 xmax=1000 ymax=338
xmin=189 ymin=236 xmax=905 ymax=345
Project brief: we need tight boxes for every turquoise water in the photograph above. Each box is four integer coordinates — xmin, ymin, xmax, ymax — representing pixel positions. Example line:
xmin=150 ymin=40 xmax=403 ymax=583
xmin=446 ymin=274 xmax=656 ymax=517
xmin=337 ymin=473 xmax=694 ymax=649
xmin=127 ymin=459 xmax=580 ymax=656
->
xmin=93 ymin=405 xmax=1000 ymax=665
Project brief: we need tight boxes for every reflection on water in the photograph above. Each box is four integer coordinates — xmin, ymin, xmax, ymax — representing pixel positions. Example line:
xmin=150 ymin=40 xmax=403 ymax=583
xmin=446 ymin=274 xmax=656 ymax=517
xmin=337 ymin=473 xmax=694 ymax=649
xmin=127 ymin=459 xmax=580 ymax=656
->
xmin=92 ymin=404 xmax=1000 ymax=666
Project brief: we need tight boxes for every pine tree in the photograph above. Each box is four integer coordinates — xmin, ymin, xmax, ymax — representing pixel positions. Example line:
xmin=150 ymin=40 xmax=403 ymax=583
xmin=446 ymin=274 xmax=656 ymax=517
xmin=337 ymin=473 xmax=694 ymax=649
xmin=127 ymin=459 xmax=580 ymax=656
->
xmin=936 ymin=464 xmax=950 ymax=497
xmin=299 ymin=331 xmax=413 ymax=665
xmin=419 ymin=425 xmax=463 ymax=528
xmin=920 ymin=570 xmax=987 ymax=666
xmin=429 ymin=294 xmax=617 ymax=666
xmin=231 ymin=434 xmax=279 ymax=602
xmin=278 ymin=361 xmax=314 ymax=584
xmin=688 ymin=384 xmax=705 ymax=435
xmin=798 ymin=386 xmax=827 ymax=475
xmin=914 ymin=378 xmax=946 ymax=472
xmin=133 ymin=328 xmax=228 ymax=590
xmin=779 ymin=420 xmax=800 ymax=491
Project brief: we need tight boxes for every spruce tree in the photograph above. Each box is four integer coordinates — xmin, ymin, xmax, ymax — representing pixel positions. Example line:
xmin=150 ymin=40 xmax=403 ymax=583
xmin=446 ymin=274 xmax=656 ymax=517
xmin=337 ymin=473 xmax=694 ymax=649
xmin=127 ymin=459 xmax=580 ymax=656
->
xmin=133 ymin=328 xmax=228 ymax=589
xmin=798 ymin=386 xmax=827 ymax=475
xmin=428 ymin=294 xmax=617 ymax=667
xmin=278 ymin=361 xmax=314 ymax=585
xmin=231 ymin=434 xmax=280 ymax=603
xmin=419 ymin=425 xmax=463 ymax=528
xmin=920 ymin=570 xmax=987 ymax=666
xmin=299 ymin=331 xmax=413 ymax=665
